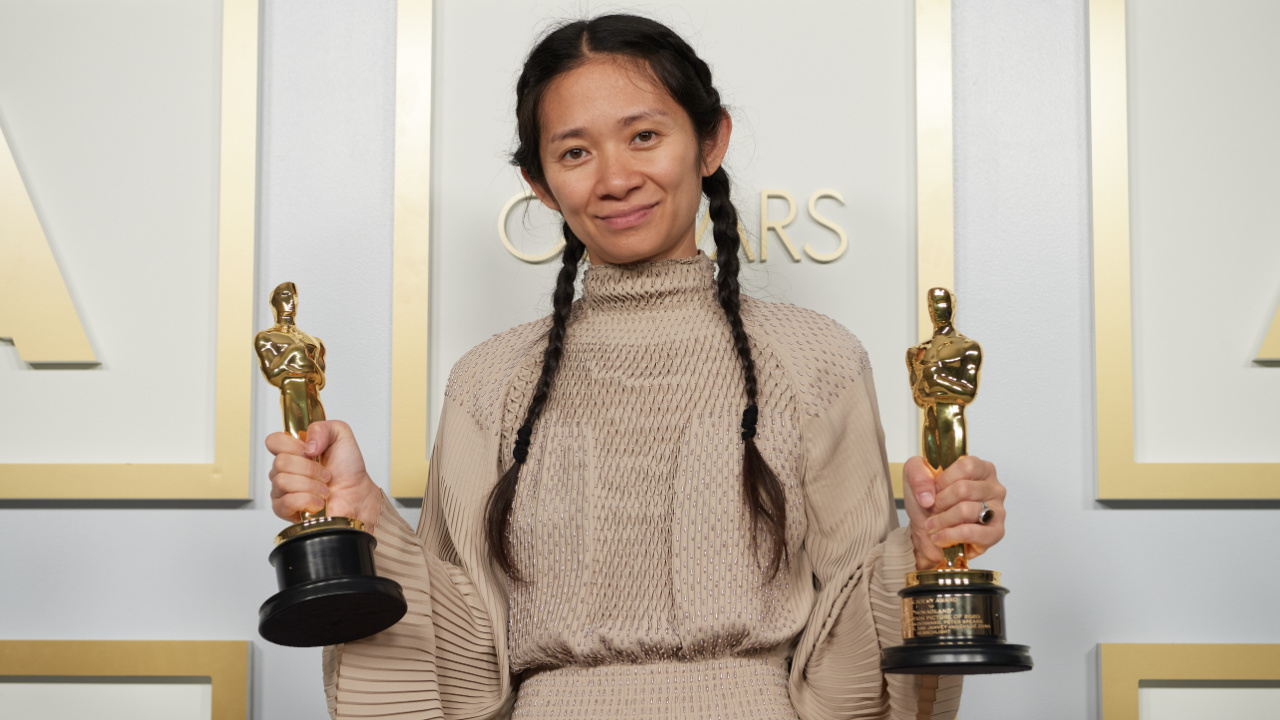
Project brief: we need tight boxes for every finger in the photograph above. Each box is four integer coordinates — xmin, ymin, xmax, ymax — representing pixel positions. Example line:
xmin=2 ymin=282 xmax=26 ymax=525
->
xmin=903 ymin=456 xmax=939 ymax=510
xmin=929 ymin=521 xmax=1004 ymax=553
xmin=264 ymin=432 xmax=306 ymax=458
xmin=935 ymin=476 xmax=1005 ymax=512
xmin=913 ymin=537 xmax=945 ymax=566
xmin=270 ymin=473 xmax=331 ymax=501
xmin=933 ymin=455 xmax=990 ymax=491
xmin=925 ymin=500 xmax=1001 ymax=533
xmin=271 ymin=452 xmax=332 ymax=485
xmin=273 ymin=492 xmax=326 ymax=521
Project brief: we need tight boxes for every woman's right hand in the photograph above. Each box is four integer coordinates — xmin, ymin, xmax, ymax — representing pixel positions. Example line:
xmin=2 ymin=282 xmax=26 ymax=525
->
xmin=266 ymin=420 xmax=383 ymax=532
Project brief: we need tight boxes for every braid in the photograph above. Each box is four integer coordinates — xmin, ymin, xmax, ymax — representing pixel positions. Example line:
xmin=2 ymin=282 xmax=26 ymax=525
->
xmin=485 ymin=223 xmax=587 ymax=579
xmin=703 ymin=168 xmax=789 ymax=577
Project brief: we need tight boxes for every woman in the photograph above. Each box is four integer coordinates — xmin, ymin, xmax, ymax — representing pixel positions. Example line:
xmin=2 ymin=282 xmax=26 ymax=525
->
xmin=267 ymin=15 xmax=1007 ymax=720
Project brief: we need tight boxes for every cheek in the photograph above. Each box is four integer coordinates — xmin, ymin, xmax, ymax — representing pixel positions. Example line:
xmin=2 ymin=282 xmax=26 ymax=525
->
xmin=546 ymin=173 xmax=594 ymax=216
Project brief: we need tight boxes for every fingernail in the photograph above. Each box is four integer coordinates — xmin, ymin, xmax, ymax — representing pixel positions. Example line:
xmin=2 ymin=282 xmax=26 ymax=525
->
xmin=321 ymin=487 xmax=330 ymax=497
xmin=322 ymin=469 xmax=332 ymax=481
xmin=306 ymin=442 xmax=317 ymax=454
xmin=925 ymin=518 xmax=935 ymax=531
xmin=920 ymin=492 xmax=934 ymax=507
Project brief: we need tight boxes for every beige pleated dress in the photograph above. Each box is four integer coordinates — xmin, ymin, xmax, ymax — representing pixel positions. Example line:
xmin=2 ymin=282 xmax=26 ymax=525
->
xmin=323 ymin=254 xmax=961 ymax=719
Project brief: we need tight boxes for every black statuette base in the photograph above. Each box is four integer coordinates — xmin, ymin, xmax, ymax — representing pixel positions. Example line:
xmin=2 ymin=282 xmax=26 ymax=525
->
xmin=880 ymin=641 xmax=1033 ymax=675
xmin=881 ymin=576 xmax=1032 ymax=675
xmin=259 ymin=527 xmax=407 ymax=647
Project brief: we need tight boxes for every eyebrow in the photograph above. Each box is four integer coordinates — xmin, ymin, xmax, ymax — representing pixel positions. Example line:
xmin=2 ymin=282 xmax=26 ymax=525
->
xmin=546 ymin=109 xmax=671 ymax=145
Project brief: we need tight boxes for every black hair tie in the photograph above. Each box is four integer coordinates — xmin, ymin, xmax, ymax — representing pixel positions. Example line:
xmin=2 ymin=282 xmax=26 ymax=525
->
xmin=513 ymin=424 xmax=533 ymax=464
xmin=741 ymin=404 xmax=758 ymax=441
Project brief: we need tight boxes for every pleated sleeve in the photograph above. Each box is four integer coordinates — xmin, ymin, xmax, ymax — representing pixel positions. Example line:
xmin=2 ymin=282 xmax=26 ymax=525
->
xmin=786 ymin=365 xmax=963 ymax=720
xmin=323 ymin=391 xmax=514 ymax=719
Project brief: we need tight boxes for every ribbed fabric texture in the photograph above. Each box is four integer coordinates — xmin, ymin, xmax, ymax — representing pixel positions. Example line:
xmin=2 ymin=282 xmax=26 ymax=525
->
xmin=323 ymin=253 xmax=961 ymax=719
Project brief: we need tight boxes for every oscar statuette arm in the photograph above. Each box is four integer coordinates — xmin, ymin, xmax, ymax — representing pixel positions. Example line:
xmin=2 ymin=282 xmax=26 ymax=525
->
xmin=787 ymin=365 xmax=962 ymax=720
xmin=323 ymin=393 xmax=510 ymax=720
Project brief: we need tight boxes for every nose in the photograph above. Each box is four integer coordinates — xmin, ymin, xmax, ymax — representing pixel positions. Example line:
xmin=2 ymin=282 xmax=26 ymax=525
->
xmin=595 ymin=148 xmax=642 ymax=200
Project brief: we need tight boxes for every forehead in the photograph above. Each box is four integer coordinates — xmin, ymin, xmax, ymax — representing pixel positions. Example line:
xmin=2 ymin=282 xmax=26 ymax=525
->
xmin=539 ymin=57 xmax=684 ymax=136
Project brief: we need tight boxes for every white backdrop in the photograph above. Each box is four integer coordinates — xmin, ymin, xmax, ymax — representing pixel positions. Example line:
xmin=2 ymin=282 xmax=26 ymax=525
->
xmin=1 ymin=2 xmax=1278 ymax=720
xmin=0 ymin=0 xmax=221 ymax=463
xmin=1126 ymin=0 xmax=1280 ymax=463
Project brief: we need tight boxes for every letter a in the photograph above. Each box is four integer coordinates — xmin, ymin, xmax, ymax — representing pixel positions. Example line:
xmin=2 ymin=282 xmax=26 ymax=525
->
xmin=0 ymin=124 xmax=96 ymax=363
xmin=1258 ymin=302 xmax=1280 ymax=363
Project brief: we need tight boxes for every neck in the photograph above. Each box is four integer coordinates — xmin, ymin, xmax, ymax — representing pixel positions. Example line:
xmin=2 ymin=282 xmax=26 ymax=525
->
xmin=581 ymin=252 xmax=716 ymax=314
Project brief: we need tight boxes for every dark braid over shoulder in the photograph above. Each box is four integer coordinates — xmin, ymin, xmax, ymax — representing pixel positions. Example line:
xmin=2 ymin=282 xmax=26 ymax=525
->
xmin=490 ymin=13 xmax=788 ymax=580
xmin=485 ymin=224 xmax=586 ymax=579
xmin=704 ymin=167 xmax=788 ymax=575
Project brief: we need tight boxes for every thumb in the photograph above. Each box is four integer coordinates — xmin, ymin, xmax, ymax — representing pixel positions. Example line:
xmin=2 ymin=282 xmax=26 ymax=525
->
xmin=303 ymin=420 xmax=339 ymax=459
xmin=903 ymin=456 xmax=938 ymax=512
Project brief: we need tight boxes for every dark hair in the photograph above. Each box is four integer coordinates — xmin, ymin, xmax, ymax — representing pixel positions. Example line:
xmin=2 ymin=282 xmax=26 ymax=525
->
xmin=487 ymin=14 xmax=787 ymax=581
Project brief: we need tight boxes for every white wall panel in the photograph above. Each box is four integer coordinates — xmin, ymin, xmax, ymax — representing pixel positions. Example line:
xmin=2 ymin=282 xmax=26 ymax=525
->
xmin=1139 ymin=686 xmax=1280 ymax=720
xmin=0 ymin=0 xmax=221 ymax=463
xmin=0 ymin=681 xmax=212 ymax=720
xmin=1127 ymin=0 xmax=1280 ymax=463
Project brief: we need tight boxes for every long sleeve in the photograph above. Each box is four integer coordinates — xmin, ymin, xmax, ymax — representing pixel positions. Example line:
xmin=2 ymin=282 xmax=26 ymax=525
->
xmin=323 ymin=392 xmax=514 ymax=719
xmin=786 ymin=365 xmax=962 ymax=720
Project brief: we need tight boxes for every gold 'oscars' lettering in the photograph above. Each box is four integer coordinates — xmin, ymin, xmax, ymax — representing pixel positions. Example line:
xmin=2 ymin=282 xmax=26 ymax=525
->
xmin=500 ymin=187 xmax=847 ymax=265
xmin=499 ymin=190 xmax=565 ymax=263
xmin=759 ymin=189 xmax=801 ymax=262
xmin=803 ymin=189 xmax=848 ymax=263
xmin=0 ymin=125 xmax=96 ymax=363
xmin=1258 ymin=302 xmax=1280 ymax=363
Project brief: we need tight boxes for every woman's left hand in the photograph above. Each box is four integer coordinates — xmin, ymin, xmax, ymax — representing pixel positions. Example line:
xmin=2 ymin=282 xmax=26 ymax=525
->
xmin=902 ymin=455 xmax=1006 ymax=571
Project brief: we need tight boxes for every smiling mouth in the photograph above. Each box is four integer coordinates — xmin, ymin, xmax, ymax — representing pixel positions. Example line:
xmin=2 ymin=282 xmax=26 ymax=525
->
xmin=599 ymin=202 xmax=657 ymax=230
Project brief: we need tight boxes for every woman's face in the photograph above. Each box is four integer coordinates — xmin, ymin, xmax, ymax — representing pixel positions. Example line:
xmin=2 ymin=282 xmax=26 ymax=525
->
xmin=527 ymin=56 xmax=730 ymax=266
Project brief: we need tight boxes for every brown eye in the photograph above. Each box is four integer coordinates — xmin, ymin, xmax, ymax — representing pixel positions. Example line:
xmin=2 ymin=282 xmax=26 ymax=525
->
xmin=634 ymin=131 xmax=656 ymax=143
xmin=563 ymin=147 xmax=585 ymax=160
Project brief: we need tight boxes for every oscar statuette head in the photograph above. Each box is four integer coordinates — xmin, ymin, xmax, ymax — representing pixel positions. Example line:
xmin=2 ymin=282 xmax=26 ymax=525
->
xmin=270 ymin=281 xmax=298 ymax=324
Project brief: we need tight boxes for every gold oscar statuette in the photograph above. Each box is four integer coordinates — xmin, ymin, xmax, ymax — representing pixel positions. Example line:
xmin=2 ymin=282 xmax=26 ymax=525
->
xmin=254 ymin=282 xmax=406 ymax=647
xmin=880 ymin=288 xmax=1032 ymax=674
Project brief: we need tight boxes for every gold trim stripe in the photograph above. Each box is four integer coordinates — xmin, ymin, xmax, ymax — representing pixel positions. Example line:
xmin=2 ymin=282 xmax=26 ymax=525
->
xmin=0 ymin=640 xmax=249 ymax=720
xmin=389 ymin=0 xmax=434 ymax=498
xmin=1101 ymin=644 xmax=1280 ymax=720
xmin=1088 ymin=0 xmax=1279 ymax=499
xmin=0 ymin=0 xmax=259 ymax=499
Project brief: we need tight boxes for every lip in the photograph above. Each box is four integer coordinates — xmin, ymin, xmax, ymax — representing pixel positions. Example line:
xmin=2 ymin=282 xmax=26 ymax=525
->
xmin=598 ymin=202 xmax=657 ymax=230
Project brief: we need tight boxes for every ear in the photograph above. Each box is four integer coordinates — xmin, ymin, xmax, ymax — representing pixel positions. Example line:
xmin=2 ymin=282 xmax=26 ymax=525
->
xmin=700 ymin=109 xmax=733 ymax=177
xmin=521 ymin=168 xmax=561 ymax=212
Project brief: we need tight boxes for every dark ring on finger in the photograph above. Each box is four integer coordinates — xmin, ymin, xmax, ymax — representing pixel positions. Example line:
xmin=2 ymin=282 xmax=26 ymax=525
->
xmin=978 ymin=501 xmax=995 ymax=525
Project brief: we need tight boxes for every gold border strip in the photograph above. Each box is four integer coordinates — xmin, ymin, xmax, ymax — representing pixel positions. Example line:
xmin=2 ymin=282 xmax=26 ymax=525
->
xmin=388 ymin=2 xmax=954 ymax=500
xmin=1088 ymin=0 xmax=1279 ymax=499
xmin=389 ymin=0 xmax=434 ymax=498
xmin=0 ymin=640 xmax=249 ymax=720
xmin=1101 ymin=644 xmax=1280 ymax=719
xmin=0 ymin=0 xmax=258 ymax=499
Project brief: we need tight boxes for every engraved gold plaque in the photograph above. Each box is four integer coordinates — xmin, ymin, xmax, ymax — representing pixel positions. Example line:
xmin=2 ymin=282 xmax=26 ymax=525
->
xmin=881 ymin=288 xmax=1032 ymax=674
